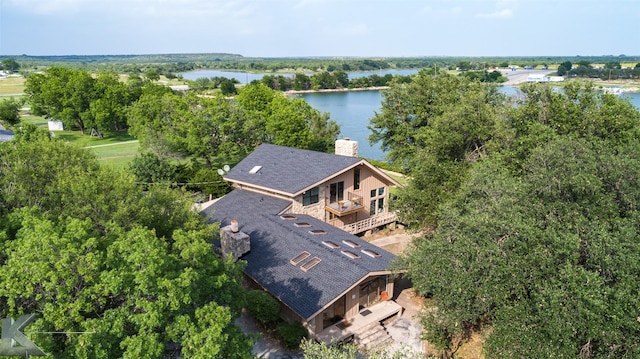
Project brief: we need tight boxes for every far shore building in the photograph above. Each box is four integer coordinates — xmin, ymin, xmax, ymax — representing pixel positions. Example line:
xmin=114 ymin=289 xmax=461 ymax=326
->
xmin=201 ymin=139 xmax=404 ymax=345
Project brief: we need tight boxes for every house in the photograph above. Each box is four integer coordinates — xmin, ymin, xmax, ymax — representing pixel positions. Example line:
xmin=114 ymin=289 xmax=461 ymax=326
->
xmin=201 ymin=140 xmax=404 ymax=343
xmin=222 ymin=139 xmax=400 ymax=235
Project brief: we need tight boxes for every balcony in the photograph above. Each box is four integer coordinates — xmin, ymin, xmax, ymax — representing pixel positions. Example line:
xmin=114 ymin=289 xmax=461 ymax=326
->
xmin=340 ymin=212 xmax=397 ymax=235
xmin=325 ymin=192 xmax=364 ymax=217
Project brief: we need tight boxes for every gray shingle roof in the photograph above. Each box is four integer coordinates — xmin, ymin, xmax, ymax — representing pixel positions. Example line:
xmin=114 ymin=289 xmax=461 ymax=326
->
xmin=202 ymin=189 xmax=395 ymax=320
xmin=224 ymin=143 xmax=362 ymax=196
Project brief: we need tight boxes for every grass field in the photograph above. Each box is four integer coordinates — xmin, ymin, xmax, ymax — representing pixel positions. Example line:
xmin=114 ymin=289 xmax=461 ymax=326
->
xmin=0 ymin=76 xmax=25 ymax=97
xmin=17 ymin=114 xmax=141 ymax=168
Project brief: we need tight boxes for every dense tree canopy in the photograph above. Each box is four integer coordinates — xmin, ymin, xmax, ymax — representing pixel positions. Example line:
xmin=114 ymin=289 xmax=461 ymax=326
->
xmin=369 ymin=71 xmax=506 ymax=227
xmin=371 ymin=74 xmax=640 ymax=357
xmin=129 ymin=83 xmax=340 ymax=169
xmin=0 ymin=132 xmax=252 ymax=358
xmin=0 ymin=98 xmax=22 ymax=126
xmin=24 ymin=67 xmax=142 ymax=136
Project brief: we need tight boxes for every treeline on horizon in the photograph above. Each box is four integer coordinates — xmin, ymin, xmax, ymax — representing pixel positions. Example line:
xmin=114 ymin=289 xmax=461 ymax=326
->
xmin=4 ymin=52 xmax=640 ymax=73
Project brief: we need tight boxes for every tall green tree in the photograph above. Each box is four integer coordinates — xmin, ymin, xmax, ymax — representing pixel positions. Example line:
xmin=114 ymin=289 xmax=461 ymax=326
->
xmin=398 ymin=81 xmax=640 ymax=357
xmin=0 ymin=135 xmax=252 ymax=358
xmin=370 ymin=71 xmax=505 ymax=228
xmin=24 ymin=67 xmax=96 ymax=134
xmin=89 ymin=71 xmax=132 ymax=135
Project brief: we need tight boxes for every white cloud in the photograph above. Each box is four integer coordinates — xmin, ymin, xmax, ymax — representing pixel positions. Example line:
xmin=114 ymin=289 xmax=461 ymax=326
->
xmin=476 ymin=8 xmax=513 ymax=18
xmin=476 ymin=0 xmax=517 ymax=18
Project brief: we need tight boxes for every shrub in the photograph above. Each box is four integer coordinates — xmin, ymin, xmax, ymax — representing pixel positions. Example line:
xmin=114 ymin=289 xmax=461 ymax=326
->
xmin=276 ymin=321 xmax=308 ymax=350
xmin=245 ymin=290 xmax=280 ymax=324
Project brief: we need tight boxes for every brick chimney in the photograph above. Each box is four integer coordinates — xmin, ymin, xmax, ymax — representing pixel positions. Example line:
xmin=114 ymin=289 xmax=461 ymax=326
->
xmin=335 ymin=138 xmax=358 ymax=157
xmin=220 ymin=220 xmax=250 ymax=261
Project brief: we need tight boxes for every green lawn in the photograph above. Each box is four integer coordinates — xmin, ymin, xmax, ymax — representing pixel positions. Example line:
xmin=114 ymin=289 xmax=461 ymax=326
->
xmin=17 ymin=114 xmax=140 ymax=168
xmin=89 ymin=141 xmax=140 ymax=169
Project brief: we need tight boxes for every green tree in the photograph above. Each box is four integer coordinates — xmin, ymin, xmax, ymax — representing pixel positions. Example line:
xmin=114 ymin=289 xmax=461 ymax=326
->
xmin=24 ymin=67 xmax=96 ymax=134
xmin=220 ymin=78 xmax=238 ymax=95
xmin=404 ymin=138 xmax=640 ymax=358
xmin=129 ymin=152 xmax=177 ymax=185
xmin=245 ymin=290 xmax=280 ymax=324
xmin=0 ymin=98 xmax=22 ymax=126
xmin=89 ymin=71 xmax=132 ymax=135
xmin=0 ymin=136 xmax=252 ymax=358
xmin=557 ymin=61 xmax=572 ymax=76
xmin=144 ymin=68 xmax=160 ymax=82
xmin=1 ymin=58 xmax=20 ymax=73
xmin=369 ymin=72 xmax=504 ymax=228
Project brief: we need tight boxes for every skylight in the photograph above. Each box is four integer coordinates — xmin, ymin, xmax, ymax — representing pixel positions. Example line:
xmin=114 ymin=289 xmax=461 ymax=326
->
xmin=290 ymin=251 xmax=311 ymax=266
xmin=294 ymin=222 xmax=311 ymax=228
xmin=301 ymin=257 xmax=321 ymax=272
xmin=280 ymin=215 xmax=297 ymax=220
xmin=362 ymin=249 xmax=381 ymax=258
xmin=342 ymin=250 xmax=361 ymax=259
xmin=309 ymin=230 xmax=327 ymax=235
xmin=342 ymin=239 xmax=361 ymax=248
xmin=249 ymin=165 xmax=262 ymax=174
xmin=322 ymin=241 xmax=340 ymax=249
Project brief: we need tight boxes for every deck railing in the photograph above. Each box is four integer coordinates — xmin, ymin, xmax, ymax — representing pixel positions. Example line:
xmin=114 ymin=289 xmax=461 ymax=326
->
xmin=340 ymin=212 xmax=397 ymax=234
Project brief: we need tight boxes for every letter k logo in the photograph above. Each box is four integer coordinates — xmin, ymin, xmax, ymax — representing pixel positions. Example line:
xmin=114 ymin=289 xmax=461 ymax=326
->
xmin=0 ymin=314 xmax=46 ymax=356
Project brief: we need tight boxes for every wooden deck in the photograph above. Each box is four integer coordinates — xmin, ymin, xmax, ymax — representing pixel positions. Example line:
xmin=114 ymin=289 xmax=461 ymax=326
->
xmin=315 ymin=300 xmax=403 ymax=344
xmin=340 ymin=212 xmax=397 ymax=234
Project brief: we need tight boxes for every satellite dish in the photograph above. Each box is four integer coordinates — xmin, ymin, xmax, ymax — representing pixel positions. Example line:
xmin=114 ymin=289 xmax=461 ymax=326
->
xmin=217 ymin=169 xmax=225 ymax=176
xmin=223 ymin=165 xmax=230 ymax=172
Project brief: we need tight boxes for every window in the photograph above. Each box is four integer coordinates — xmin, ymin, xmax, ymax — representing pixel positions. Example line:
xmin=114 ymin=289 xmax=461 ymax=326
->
xmin=330 ymin=181 xmax=344 ymax=203
xmin=370 ymin=189 xmax=376 ymax=198
xmin=302 ymin=186 xmax=319 ymax=206
xmin=377 ymin=198 xmax=384 ymax=213
xmin=370 ymin=200 xmax=376 ymax=216
xmin=378 ymin=187 xmax=385 ymax=196
xmin=354 ymin=168 xmax=361 ymax=190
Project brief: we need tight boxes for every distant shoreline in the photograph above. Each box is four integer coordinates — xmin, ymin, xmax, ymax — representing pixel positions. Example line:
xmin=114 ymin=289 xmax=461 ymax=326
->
xmin=283 ymin=86 xmax=390 ymax=96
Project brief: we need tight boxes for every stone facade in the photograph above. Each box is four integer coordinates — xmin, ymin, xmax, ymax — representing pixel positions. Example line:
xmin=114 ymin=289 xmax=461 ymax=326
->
xmin=220 ymin=225 xmax=250 ymax=261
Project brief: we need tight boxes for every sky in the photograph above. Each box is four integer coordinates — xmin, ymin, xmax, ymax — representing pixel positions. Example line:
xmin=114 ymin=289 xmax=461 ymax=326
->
xmin=0 ymin=0 xmax=638 ymax=57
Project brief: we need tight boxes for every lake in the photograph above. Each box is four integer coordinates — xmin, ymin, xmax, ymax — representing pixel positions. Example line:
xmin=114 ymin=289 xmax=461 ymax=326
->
xmin=180 ymin=69 xmax=420 ymax=84
xmin=302 ymin=89 xmax=640 ymax=161
xmin=180 ymin=69 xmax=640 ymax=161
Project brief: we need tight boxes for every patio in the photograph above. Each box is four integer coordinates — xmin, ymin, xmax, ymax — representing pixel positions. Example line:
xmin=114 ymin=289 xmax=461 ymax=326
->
xmin=316 ymin=300 xmax=403 ymax=344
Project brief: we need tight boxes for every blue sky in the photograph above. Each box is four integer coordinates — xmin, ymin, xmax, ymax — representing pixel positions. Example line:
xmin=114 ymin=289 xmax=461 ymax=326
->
xmin=1 ymin=0 xmax=638 ymax=57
